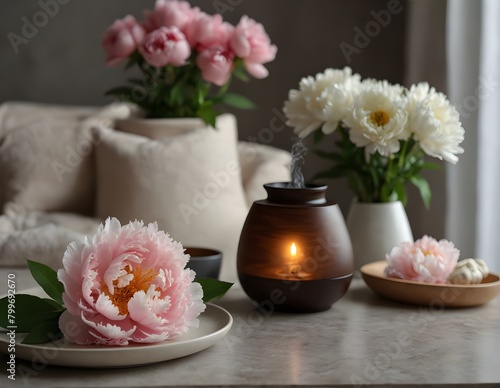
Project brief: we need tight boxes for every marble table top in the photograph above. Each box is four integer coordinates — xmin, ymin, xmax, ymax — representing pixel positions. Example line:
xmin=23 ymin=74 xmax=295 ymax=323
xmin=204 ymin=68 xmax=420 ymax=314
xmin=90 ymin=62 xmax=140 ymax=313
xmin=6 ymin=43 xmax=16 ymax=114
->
xmin=1 ymin=268 xmax=499 ymax=387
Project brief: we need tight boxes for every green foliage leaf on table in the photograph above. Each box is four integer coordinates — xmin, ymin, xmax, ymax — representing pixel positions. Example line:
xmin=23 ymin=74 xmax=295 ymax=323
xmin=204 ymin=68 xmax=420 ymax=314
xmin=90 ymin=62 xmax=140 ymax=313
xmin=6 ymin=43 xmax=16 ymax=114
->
xmin=0 ymin=259 xmax=66 ymax=344
xmin=27 ymin=259 xmax=64 ymax=305
xmin=21 ymin=316 xmax=63 ymax=345
xmin=0 ymin=294 xmax=63 ymax=332
xmin=196 ymin=278 xmax=233 ymax=303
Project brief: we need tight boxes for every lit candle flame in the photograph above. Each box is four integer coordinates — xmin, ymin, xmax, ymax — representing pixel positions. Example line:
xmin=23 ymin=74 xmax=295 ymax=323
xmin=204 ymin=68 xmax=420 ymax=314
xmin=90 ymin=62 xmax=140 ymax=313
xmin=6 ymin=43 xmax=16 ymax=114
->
xmin=289 ymin=242 xmax=299 ymax=275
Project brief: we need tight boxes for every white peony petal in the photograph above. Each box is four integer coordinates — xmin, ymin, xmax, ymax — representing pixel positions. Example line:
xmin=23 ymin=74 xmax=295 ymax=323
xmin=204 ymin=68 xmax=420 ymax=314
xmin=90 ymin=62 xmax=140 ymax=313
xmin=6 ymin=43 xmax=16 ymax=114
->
xmin=103 ymin=253 xmax=141 ymax=293
xmin=128 ymin=291 xmax=167 ymax=328
xmin=95 ymin=293 xmax=126 ymax=321
xmin=132 ymin=332 xmax=170 ymax=343
xmin=81 ymin=312 xmax=136 ymax=340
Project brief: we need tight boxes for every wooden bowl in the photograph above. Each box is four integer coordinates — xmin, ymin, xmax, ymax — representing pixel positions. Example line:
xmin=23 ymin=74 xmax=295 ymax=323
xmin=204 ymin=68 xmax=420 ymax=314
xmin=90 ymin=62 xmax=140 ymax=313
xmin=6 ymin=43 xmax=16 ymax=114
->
xmin=361 ymin=260 xmax=500 ymax=307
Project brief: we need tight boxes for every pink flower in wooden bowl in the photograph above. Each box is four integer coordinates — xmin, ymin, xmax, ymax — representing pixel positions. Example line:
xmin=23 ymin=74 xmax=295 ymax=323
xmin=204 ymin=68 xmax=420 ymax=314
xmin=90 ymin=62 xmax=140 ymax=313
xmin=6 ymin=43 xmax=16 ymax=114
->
xmin=385 ymin=235 xmax=460 ymax=284
xmin=57 ymin=217 xmax=205 ymax=345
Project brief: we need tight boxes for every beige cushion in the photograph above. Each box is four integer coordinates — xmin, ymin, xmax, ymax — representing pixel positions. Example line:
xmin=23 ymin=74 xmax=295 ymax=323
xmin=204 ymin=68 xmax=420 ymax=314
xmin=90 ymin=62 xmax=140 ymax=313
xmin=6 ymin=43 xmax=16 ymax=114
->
xmin=0 ymin=101 xmax=97 ymax=139
xmin=238 ymin=141 xmax=292 ymax=205
xmin=0 ymin=117 xmax=96 ymax=215
xmin=0 ymin=102 xmax=132 ymax=215
xmin=94 ymin=114 xmax=249 ymax=281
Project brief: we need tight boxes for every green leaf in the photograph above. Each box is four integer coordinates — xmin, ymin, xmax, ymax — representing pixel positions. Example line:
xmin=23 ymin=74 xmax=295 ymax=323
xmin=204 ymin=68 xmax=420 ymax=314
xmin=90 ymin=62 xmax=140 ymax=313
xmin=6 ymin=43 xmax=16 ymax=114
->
xmin=104 ymin=86 xmax=134 ymax=99
xmin=42 ymin=298 xmax=65 ymax=311
xmin=394 ymin=181 xmax=407 ymax=206
xmin=232 ymin=66 xmax=250 ymax=82
xmin=347 ymin=173 xmax=368 ymax=202
xmin=410 ymin=175 xmax=432 ymax=209
xmin=220 ymin=93 xmax=256 ymax=109
xmin=27 ymin=259 xmax=64 ymax=305
xmin=421 ymin=162 xmax=441 ymax=171
xmin=196 ymin=107 xmax=217 ymax=127
xmin=0 ymin=295 xmax=63 ymax=332
xmin=124 ymin=50 xmax=141 ymax=70
xmin=22 ymin=317 xmax=63 ymax=345
xmin=380 ymin=183 xmax=393 ymax=203
xmin=169 ymin=83 xmax=184 ymax=105
xmin=196 ymin=278 xmax=233 ymax=303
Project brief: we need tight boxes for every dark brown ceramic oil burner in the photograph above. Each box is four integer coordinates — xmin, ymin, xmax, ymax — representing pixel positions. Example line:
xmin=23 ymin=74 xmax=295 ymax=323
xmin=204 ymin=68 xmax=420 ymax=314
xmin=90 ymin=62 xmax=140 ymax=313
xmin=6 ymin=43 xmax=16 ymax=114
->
xmin=237 ymin=183 xmax=354 ymax=313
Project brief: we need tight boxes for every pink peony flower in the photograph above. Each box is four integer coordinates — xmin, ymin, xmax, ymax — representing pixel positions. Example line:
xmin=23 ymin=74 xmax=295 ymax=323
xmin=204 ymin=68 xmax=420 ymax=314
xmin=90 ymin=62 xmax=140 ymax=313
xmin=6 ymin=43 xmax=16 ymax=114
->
xmin=57 ymin=217 xmax=205 ymax=345
xmin=186 ymin=12 xmax=234 ymax=48
xmin=230 ymin=16 xmax=277 ymax=78
xmin=385 ymin=235 xmax=460 ymax=284
xmin=143 ymin=0 xmax=196 ymax=32
xmin=139 ymin=26 xmax=191 ymax=67
xmin=102 ymin=15 xmax=145 ymax=67
xmin=197 ymin=46 xmax=234 ymax=86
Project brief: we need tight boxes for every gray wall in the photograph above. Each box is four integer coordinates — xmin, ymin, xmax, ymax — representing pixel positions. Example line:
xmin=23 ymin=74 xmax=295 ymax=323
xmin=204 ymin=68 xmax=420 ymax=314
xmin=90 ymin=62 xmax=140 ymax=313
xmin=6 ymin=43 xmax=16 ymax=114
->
xmin=1 ymin=0 xmax=447 ymax=238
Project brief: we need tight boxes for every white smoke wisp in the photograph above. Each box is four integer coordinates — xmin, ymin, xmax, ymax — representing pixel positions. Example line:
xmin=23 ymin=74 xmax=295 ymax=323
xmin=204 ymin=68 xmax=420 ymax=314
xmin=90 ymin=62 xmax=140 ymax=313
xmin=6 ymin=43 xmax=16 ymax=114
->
xmin=288 ymin=137 xmax=307 ymax=188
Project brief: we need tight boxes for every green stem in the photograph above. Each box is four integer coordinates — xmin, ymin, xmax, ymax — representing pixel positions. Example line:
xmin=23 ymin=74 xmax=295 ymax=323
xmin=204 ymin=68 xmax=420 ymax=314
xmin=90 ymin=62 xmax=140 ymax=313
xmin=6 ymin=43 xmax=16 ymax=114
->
xmin=351 ymin=172 xmax=371 ymax=202
xmin=397 ymin=140 xmax=409 ymax=170
xmin=405 ymin=141 xmax=421 ymax=160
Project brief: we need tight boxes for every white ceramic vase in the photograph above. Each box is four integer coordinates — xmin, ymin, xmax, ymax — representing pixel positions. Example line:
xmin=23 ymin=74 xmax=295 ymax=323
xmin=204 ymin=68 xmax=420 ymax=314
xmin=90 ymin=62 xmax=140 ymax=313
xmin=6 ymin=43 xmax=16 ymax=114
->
xmin=115 ymin=116 xmax=218 ymax=139
xmin=346 ymin=200 xmax=414 ymax=271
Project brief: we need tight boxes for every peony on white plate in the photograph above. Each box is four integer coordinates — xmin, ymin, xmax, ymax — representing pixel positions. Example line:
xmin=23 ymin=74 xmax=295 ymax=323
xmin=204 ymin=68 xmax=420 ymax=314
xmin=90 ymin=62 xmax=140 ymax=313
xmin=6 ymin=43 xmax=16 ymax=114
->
xmin=0 ymin=217 xmax=234 ymax=367
xmin=0 ymin=288 xmax=232 ymax=368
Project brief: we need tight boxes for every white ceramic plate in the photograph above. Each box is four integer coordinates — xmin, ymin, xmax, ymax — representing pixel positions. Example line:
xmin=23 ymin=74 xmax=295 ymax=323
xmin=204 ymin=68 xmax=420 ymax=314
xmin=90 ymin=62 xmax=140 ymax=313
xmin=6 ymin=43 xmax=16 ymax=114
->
xmin=0 ymin=288 xmax=232 ymax=368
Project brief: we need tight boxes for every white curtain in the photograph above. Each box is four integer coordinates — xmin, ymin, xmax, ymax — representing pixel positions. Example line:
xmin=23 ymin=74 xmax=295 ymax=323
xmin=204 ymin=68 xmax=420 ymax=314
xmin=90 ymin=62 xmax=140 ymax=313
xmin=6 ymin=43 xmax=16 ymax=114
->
xmin=447 ymin=0 xmax=500 ymax=272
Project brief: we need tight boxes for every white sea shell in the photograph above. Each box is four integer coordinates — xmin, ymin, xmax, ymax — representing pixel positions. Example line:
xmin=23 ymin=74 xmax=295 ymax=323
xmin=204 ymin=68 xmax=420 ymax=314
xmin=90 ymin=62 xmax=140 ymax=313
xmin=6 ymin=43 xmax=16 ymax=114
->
xmin=448 ymin=258 xmax=489 ymax=284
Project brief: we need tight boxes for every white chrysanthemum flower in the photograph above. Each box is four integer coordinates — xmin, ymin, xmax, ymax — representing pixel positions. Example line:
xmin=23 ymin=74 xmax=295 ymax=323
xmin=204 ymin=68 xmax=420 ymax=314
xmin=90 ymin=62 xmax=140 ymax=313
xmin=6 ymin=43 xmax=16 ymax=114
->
xmin=317 ymin=68 xmax=361 ymax=134
xmin=283 ymin=66 xmax=360 ymax=138
xmin=343 ymin=79 xmax=409 ymax=158
xmin=406 ymin=83 xmax=465 ymax=164
xmin=283 ymin=77 xmax=324 ymax=139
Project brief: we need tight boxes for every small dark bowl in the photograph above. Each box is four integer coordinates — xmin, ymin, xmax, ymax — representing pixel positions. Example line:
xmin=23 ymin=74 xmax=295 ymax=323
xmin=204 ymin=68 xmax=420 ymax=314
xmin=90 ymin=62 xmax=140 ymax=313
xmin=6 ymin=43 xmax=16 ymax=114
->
xmin=184 ymin=247 xmax=222 ymax=279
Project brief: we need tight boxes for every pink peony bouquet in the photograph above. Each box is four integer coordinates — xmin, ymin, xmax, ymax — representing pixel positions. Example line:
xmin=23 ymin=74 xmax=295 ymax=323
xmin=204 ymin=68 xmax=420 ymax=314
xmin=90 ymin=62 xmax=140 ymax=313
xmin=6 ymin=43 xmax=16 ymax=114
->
xmin=385 ymin=235 xmax=460 ymax=284
xmin=0 ymin=218 xmax=232 ymax=345
xmin=102 ymin=0 xmax=277 ymax=126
